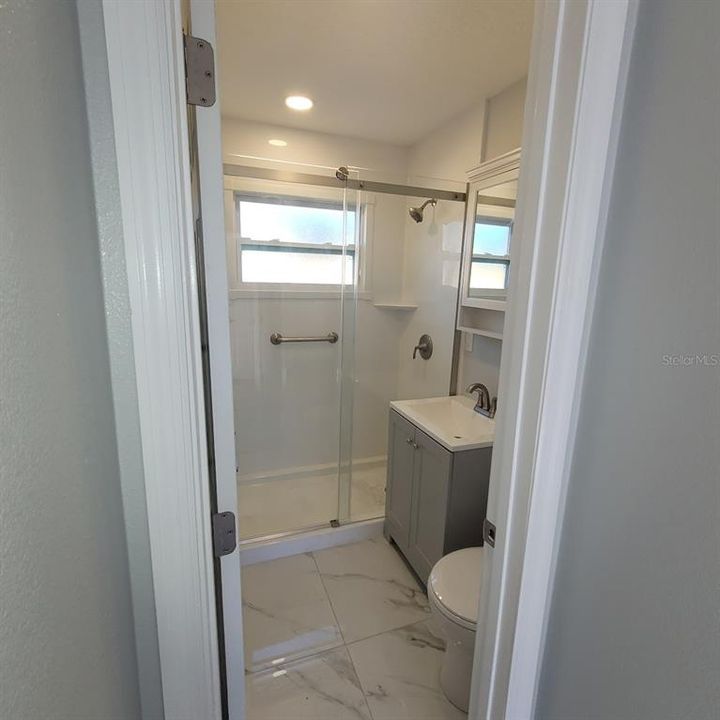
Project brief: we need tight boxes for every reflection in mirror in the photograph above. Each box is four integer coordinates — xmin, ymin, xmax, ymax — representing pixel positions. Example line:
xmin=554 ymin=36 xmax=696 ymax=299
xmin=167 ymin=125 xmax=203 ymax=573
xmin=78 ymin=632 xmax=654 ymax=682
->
xmin=468 ymin=179 xmax=516 ymax=298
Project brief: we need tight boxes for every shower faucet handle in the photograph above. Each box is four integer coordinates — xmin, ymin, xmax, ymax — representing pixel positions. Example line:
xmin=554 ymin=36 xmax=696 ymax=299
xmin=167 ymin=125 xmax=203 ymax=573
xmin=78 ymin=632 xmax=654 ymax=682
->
xmin=413 ymin=334 xmax=433 ymax=360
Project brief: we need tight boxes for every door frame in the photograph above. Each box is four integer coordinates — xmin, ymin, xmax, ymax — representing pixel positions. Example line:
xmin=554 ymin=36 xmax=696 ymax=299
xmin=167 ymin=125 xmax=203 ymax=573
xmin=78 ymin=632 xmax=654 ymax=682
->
xmin=99 ymin=0 xmax=637 ymax=718
xmin=100 ymin=1 xmax=236 ymax=718
xmin=470 ymin=1 xmax=638 ymax=718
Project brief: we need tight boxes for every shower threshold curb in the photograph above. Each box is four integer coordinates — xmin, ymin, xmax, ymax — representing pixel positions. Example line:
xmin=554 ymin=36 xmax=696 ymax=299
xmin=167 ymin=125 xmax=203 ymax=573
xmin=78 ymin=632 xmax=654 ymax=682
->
xmin=239 ymin=518 xmax=384 ymax=566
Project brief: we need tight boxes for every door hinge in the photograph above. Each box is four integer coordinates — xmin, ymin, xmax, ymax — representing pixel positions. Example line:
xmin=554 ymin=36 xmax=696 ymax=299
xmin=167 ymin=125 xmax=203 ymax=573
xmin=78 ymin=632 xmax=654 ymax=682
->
xmin=183 ymin=34 xmax=216 ymax=107
xmin=212 ymin=511 xmax=237 ymax=557
xmin=483 ymin=518 xmax=496 ymax=548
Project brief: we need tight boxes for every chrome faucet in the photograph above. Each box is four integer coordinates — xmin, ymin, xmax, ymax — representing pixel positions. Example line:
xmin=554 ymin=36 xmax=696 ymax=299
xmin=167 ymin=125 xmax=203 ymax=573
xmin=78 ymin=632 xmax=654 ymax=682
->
xmin=466 ymin=383 xmax=497 ymax=418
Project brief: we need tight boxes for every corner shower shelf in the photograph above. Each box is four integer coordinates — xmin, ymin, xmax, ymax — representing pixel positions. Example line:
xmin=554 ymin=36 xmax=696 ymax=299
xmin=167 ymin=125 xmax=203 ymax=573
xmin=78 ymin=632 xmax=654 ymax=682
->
xmin=372 ymin=302 xmax=418 ymax=310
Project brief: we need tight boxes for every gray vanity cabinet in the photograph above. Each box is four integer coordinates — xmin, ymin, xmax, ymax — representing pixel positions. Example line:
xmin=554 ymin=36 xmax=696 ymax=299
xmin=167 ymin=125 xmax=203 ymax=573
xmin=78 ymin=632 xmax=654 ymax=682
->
xmin=385 ymin=408 xmax=492 ymax=583
xmin=385 ymin=411 xmax=417 ymax=549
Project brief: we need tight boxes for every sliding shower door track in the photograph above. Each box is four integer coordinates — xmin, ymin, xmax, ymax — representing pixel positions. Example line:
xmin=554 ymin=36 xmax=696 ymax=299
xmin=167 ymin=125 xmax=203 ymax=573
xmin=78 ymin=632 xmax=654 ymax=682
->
xmin=238 ymin=519 xmax=339 ymax=547
xmin=238 ymin=517 xmax=385 ymax=565
xmin=223 ymin=163 xmax=467 ymax=203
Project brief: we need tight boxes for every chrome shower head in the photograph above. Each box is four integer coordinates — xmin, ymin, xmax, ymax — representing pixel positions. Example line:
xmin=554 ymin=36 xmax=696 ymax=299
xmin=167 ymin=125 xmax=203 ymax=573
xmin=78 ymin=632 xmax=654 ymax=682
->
xmin=408 ymin=198 xmax=437 ymax=223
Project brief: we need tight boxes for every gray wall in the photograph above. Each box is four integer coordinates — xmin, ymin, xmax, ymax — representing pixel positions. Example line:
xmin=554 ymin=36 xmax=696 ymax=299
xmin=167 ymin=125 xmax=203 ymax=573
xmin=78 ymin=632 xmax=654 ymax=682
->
xmin=483 ymin=77 xmax=527 ymax=162
xmin=0 ymin=1 xmax=142 ymax=717
xmin=536 ymin=1 xmax=720 ymax=717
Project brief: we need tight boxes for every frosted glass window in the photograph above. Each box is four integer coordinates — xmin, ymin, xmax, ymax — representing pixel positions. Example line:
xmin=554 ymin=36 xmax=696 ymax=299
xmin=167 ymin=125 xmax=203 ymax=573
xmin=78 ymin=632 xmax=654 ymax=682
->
xmin=239 ymin=200 xmax=354 ymax=246
xmin=469 ymin=261 xmax=508 ymax=290
xmin=237 ymin=196 xmax=355 ymax=285
xmin=241 ymin=250 xmax=354 ymax=285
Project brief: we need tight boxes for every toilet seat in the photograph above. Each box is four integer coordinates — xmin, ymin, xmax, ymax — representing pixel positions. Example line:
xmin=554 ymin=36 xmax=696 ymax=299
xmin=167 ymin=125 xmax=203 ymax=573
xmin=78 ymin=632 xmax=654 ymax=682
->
xmin=428 ymin=547 xmax=484 ymax=630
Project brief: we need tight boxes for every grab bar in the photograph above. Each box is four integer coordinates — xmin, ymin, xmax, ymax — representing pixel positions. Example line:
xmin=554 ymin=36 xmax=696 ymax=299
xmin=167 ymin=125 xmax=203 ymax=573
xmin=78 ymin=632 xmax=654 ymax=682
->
xmin=270 ymin=331 xmax=339 ymax=345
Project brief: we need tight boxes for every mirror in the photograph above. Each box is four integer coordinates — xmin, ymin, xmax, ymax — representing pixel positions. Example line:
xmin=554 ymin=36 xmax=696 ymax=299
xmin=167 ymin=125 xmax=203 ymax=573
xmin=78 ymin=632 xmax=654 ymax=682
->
xmin=460 ymin=150 xmax=520 ymax=309
xmin=469 ymin=181 xmax=516 ymax=296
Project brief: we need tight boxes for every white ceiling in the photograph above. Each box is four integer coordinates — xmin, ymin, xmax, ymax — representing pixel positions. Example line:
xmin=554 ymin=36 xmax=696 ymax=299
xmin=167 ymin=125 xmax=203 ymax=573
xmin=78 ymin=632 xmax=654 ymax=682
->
xmin=216 ymin=0 xmax=533 ymax=146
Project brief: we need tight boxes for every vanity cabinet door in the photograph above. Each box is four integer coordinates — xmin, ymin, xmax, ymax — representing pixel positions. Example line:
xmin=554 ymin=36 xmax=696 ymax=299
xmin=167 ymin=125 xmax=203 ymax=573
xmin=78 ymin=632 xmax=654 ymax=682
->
xmin=408 ymin=429 xmax=452 ymax=582
xmin=385 ymin=410 xmax=416 ymax=551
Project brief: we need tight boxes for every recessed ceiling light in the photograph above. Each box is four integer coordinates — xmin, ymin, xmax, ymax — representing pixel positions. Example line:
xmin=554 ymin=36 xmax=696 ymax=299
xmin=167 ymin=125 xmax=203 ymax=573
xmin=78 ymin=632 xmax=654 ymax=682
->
xmin=285 ymin=95 xmax=313 ymax=111
xmin=268 ymin=139 xmax=288 ymax=147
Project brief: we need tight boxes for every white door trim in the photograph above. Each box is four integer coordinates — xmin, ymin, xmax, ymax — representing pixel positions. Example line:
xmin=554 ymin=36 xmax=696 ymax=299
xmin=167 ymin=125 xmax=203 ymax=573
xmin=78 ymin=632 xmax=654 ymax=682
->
xmin=470 ymin=1 xmax=639 ymax=718
xmin=101 ymin=1 xmax=222 ymax=718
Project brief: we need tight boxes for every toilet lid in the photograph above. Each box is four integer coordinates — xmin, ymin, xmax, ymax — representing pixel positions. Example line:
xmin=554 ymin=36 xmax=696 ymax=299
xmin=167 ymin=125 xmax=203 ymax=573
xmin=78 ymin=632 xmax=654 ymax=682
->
xmin=429 ymin=547 xmax=484 ymax=627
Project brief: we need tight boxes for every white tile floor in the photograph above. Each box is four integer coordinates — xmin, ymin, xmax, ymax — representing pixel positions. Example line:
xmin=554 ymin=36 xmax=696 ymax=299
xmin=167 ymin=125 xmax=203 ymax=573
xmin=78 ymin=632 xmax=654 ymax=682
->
xmin=242 ymin=537 xmax=467 ymax=720
xmin=238 ymin=465 xmax=387 ymax=540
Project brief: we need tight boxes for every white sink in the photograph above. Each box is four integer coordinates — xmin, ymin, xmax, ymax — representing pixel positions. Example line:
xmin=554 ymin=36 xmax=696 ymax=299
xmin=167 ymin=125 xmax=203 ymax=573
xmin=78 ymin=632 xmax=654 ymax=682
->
xmin=390 ymin=395 xmax=495 ymax=452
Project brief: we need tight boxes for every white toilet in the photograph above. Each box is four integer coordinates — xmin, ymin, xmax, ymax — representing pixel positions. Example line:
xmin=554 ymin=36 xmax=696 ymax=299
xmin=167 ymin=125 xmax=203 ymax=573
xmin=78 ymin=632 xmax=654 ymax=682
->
xmin=428 ymin=546 xmax=485 ymax=713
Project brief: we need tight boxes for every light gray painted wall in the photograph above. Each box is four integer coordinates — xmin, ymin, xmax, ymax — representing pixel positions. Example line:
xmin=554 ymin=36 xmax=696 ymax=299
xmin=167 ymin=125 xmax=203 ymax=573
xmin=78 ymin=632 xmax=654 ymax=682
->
xmin=0 ymin=1 xmax=142 ymax=717
xmin=482 ymin=77 xmax=527 ymax=163
xmin=536 ymin=1 xmax=720 ymax=717
xmin=76 ymin=1 xmax=164 ymax=717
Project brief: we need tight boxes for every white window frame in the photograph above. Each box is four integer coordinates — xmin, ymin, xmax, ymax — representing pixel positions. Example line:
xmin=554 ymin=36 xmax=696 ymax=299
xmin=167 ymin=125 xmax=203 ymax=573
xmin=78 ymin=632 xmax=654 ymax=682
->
xmin=233 ymin=191 xmax=358 ymax=291
xmin=99 ymin=0 xmax=639 ymax=718
xmin=469 ymin=216 xmax=513 ymax=293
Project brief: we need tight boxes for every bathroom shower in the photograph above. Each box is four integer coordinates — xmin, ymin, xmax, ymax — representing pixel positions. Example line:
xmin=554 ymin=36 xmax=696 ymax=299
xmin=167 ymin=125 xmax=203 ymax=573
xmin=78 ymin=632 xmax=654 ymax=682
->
xmin=408 ymin=198 xmax=437 ymax=222
xmin=225 ymin=159 xmax=467 ymax=541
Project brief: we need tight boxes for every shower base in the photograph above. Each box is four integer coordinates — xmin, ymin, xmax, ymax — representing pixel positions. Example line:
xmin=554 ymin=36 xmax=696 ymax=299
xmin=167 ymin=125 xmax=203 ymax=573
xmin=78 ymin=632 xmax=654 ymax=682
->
xmin=236 ymin=459 xmax=386 ymax=541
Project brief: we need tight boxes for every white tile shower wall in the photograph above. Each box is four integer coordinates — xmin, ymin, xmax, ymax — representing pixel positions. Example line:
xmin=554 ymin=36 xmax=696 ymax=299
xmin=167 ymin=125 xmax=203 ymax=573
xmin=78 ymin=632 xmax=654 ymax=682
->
xmin=230 ymin=295 xmax=412 ymax=477
xmin=224 ymin=125 xmax=412 ymax=478
xmin=396 ymin=102 xmax=486 ymax=400
xmin=230 ymin=295 xmax=342 ymax=476
xmin=395 ymin=199 xmax=465 ymax=400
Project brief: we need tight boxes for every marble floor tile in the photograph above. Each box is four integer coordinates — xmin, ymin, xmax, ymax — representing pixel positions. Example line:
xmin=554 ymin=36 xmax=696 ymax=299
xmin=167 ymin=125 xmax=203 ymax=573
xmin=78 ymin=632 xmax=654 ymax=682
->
xmin=242 ymin=553 xmax=342 ymax=671
xmin=245 ymin=647 xmax=372 ymax=720
xmin=348 ymin=621 xmax=466 ymax=720
xmin=313 ymin=538 xmax=430 ymax=643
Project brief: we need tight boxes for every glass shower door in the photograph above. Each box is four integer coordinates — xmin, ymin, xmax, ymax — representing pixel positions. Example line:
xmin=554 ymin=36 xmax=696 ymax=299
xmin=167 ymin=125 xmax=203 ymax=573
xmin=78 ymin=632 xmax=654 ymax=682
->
xmin=337 ymin=167 xmax=468 ymax=526
xmin=336 ymin=168 xmax=360 ymax=526
xmin=225 ymin=159 xmax=356 ymax=541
